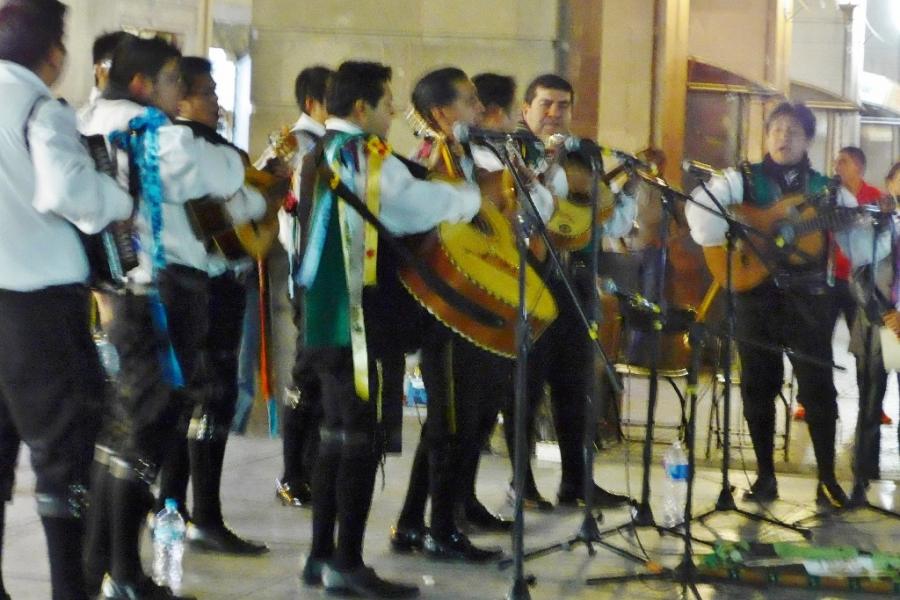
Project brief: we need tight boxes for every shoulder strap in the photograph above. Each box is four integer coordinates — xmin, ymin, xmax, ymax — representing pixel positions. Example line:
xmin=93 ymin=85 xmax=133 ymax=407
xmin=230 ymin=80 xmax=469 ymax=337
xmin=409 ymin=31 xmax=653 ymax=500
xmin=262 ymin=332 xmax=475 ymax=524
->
xmin=23 ymin=95 xmax=52 ymax=154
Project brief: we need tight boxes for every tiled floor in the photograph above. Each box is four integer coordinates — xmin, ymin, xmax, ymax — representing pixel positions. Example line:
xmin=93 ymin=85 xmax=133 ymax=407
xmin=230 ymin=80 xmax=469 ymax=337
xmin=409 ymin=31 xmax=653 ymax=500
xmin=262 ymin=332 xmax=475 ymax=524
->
xmin=3 ymin=321 xmax=899 ymax=599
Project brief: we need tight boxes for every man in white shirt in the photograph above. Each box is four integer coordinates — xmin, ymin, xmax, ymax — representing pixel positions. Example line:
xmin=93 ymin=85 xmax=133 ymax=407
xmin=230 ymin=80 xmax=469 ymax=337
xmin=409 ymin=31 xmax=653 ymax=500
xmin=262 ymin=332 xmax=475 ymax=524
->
xmin=151 ymin=56 xmax=269 ymax=557
xmin=270 ymin=66 xmax=333 ymax=510
xmin=79 ymin=36 xmax=244 ymax=599
xmin=76 ymin=30 xmax=128 ymax=126
xmin=0 ymin=2 xmax=132 ymax=599
xmin=298 ymin=60 xmax=480 ymax=599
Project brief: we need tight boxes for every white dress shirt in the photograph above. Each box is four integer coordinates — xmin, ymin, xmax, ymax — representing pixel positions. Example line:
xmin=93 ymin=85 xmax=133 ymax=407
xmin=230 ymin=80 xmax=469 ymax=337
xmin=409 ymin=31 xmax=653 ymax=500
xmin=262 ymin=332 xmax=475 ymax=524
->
xmin=80 ymin=98 xmax=245 ymax=283
xmin=0 ymin=61 xmax=132 ymax=291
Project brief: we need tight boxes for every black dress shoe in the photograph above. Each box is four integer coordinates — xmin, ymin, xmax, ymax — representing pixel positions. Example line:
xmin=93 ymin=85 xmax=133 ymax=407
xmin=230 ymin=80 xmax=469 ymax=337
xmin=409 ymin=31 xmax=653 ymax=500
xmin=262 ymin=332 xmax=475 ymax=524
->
xmin=274 ymin=478 xmax=311 ymax=507
xmin=186 ymin=523 xmax=269 ymax=555
xmin=507 ymin=484 xmax=553 ymax=512
xmin=301 ymin=556 xmax=326 ymax=586
xmin=389 ymin=524 xmax=426 ymax=553
xmin=557 ymin=483 xmax=632 ymax=509
xmin=423 ymin=530 xmax=503 ymax=563
xmin=322 ymin=563 xmax=419 ymax=599
xmin=101 ymin=575 xmax=197 ymax=600
xmin=463 ymin=499 xmax=513 ymax=532
xmin=816 ymin=479 xmax=849 ymax=510
xmin=742 ymin=475 xmax=778 ymax=503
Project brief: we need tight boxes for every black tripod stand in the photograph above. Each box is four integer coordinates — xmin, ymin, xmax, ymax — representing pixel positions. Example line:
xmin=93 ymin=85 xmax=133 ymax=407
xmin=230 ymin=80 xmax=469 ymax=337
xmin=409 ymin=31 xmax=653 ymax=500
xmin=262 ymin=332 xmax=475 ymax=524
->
xmin=478 ymin=136 xmax=625 ymax=599
xmin=681 ymin=176 xmax=815 ymax=539
xmin=586 ymin=318 xmax=711 ymax=598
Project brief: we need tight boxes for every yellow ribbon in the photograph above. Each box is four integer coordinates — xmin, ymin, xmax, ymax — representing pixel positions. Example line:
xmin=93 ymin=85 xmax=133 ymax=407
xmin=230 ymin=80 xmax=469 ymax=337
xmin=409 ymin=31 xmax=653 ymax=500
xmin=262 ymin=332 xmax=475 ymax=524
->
xmin=363 ymin=136 xmax=389 ymax=285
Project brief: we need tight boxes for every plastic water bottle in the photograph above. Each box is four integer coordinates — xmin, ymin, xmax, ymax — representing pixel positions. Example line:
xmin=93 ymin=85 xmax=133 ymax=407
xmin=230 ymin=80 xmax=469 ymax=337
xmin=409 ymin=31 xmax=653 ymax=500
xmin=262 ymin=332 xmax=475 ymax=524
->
xmin=152 ymin=498 xmax=186 ymax=590
xmin=662 ymin=440 xmax=689 ymax=528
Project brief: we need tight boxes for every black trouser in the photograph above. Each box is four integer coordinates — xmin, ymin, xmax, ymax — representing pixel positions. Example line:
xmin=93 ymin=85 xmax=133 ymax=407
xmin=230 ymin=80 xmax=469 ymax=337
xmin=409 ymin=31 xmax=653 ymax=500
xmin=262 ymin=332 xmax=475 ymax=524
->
xmin=308 ymin=347 xmax=385 ymax=570
xmin=831 ymin=278 xmax=857 ymax=332
xmin=281 ymin=289 xmax=322 ymax=490
xmin=734 ymin=282 xmax=838 ymax=481
xmin=397 ymin=322 xmax=500 ymax=536
xmin=503 ymin=267 xmax=593 ymax=494
xmin=156 ymin=270 xmax=245 ymax=524
xmin=0 ymin=284 xmax=106 ymax=600
xmin=0 ymin=400 xmax=19 ymax=504
xmin=853 ymin=317 xmax=899 ymax=484
xmin=89 ymin=266 xmax=209 ymax=586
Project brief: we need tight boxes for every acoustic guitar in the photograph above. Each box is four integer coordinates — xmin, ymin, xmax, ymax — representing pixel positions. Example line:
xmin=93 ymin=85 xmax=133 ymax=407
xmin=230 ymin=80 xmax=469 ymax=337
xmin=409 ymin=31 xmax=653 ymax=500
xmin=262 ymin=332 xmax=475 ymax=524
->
xmin=185 ymin=128 xmax=295 ymax=261
xmin=702 ymin=193 xmax=869 ymax=291
xmin=400 ymin=110 xmax=558 ymax=357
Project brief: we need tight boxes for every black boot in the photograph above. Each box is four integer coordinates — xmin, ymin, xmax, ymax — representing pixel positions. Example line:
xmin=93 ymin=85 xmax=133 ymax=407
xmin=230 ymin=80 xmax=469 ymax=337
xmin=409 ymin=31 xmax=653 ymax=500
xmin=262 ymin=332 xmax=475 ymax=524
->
xmin=108 ymin=472 xmax=154 ymax=587
xmin=83 ymin=454 xmax=114 ymax=594
xmin=187 ymin=436 xmax=267 ymax=555
xmin=41 ymin=515 xmax=90 ymax=600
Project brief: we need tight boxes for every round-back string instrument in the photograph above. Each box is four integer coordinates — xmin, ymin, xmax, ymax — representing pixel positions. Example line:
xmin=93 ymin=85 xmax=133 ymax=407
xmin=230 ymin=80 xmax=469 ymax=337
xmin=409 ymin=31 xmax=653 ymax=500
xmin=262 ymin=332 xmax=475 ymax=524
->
xmin=398 ymin=109 xmax=558 ymax=356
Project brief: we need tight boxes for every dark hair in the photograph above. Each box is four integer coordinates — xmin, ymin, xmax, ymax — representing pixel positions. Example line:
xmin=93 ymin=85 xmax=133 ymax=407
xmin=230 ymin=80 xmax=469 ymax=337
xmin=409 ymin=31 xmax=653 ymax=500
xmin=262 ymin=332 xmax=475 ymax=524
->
xmin=838 ymin=146 xmax=866 ymax=171
xmin=887 ymin=161 xmax=900 ymax=184
xmin=294 ymin=66 xmax=333 ymax=113
xmin=326 ymin=61 xmax=391 ymax=118
xmin=92 ymin=31 xmax=127 ymax=65
xmin=0 ymin=0 xmax=66 ymax=69
xmin=765 ymin=102 xmax=816 ymax=140
xmin=524 ymin=73 xmax=574 ymax=105
xmin=411 ymin=67 xmax=468 ymax=121
xmin=179 ymin=56 xmax=212 ymax=96
xmin=107 ymin=36 xmax=181 ymax=94
xmin=473 ymin=73 xmax=516 ymax=112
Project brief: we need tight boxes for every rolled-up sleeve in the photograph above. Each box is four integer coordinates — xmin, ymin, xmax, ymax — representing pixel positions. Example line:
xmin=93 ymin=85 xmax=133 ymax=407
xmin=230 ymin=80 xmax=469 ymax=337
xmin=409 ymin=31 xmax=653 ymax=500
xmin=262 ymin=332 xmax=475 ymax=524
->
xmin=29 ymin=100 xmax=132 ymax=234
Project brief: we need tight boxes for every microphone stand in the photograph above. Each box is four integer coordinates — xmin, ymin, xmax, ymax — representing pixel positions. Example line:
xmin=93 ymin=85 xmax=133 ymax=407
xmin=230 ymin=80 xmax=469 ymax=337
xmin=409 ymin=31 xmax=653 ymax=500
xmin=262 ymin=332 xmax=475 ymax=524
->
xmin=475 ymin=139 xmax=639 ymax=599
xmin=686 ymin=177 xmax=812 ymax=538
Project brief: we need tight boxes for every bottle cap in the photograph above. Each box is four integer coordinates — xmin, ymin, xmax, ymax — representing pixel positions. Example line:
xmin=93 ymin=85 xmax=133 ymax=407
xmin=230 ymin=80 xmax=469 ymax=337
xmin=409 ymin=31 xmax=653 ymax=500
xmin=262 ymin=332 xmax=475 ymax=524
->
xmin=164 ymin=498 xmax=178 ymax=511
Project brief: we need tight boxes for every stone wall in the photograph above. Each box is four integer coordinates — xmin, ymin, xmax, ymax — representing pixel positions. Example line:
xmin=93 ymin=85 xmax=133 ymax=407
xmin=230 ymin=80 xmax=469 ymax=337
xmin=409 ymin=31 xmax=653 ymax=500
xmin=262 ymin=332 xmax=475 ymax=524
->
xmin=249 ymin=0 xmax=558 ymax=157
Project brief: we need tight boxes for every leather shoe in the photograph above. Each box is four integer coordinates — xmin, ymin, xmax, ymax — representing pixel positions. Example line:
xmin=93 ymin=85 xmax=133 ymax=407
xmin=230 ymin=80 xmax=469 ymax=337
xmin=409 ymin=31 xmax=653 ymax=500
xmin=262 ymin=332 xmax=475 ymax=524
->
xmin=423 ymin=530 xmax=503 ymax=563
xmin=101 ymin=574 xmax=196 ymax=600
xmin=557 ymin=483 xmax=632 ymax=509
xmin=507 ymin=484 xmax=553 ymax=512
xmin=301 ymin=556 xmax=326 ymax=586
xmin=816 ymin=479 xmax=849 ymax=510
xmin=274 ymin=478 xmax=311 ymax=507
xmin=390 ymin=524 xmax=426 ymax=553
xmin=186 ymin=522 xmax=269 ymax=555
xmin=742 ymin=475 xmax=778 ymax=503
xmin=322 ymin=563 xmax=419 ymax=598
xmin=463 ymin=499 xmax=512 ymax=532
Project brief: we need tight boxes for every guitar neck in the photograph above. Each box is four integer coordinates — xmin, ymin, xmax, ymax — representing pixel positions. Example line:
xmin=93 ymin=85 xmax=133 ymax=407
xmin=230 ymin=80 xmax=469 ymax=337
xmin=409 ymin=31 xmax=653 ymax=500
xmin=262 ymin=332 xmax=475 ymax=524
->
xmin=792 ymin=206 xmax=862 ymax=236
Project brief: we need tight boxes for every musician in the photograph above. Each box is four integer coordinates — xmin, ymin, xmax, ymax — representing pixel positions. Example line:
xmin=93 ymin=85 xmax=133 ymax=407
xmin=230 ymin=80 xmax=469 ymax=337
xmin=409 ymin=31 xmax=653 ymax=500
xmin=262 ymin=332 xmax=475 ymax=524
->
xmin=297 ymin=60 xmax=479 ymax=598
xmin=80 ymin=36 xmax=246 ymax=598
xmin=150 ymin=56 xmax=269 ymax=555
xmin=507 ymin=73 xmax=634 ymax=510
xmin=77 ymin=30 xmax=128 ymax=126
xmin=835 ymin=160 xmax=900 ymax=501
xmin=269 ymin=66 xmax=334 ymax=509
xmin=390 ymin=67 xmax=518 ymax=560
xmin=794 ymin=146 xmax=885 ymax=422
xmin=685 ymin=102 xmax=850 ymax=509
xmin=0 ymin=2 xmax=132 ymax=598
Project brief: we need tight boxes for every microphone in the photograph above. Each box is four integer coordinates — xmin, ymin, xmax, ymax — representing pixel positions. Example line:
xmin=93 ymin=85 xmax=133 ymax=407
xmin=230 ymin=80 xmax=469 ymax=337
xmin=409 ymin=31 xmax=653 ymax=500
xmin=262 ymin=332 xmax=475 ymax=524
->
xmin=682 ymin=159 xmax=723 ymax=180
xmin=452 ymin=122 xmax=538 ymax=145
xmin=563 ymin=137 xmax=653 ymax=170
xmin=599 ymin=279 xmax=662 ymax=316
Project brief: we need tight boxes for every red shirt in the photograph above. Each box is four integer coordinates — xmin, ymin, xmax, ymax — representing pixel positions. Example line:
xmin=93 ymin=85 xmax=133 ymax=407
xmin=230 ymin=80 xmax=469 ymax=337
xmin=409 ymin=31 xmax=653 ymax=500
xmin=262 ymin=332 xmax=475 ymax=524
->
xmin=834 ymin=181 xmax=882 ymax=280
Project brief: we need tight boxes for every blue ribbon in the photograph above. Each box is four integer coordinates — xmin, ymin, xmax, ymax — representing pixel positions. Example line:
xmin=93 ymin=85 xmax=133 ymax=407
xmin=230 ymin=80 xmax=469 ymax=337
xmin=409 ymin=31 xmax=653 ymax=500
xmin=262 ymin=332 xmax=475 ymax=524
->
xmin=110 ymin=107 xmax=185 ymax=388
